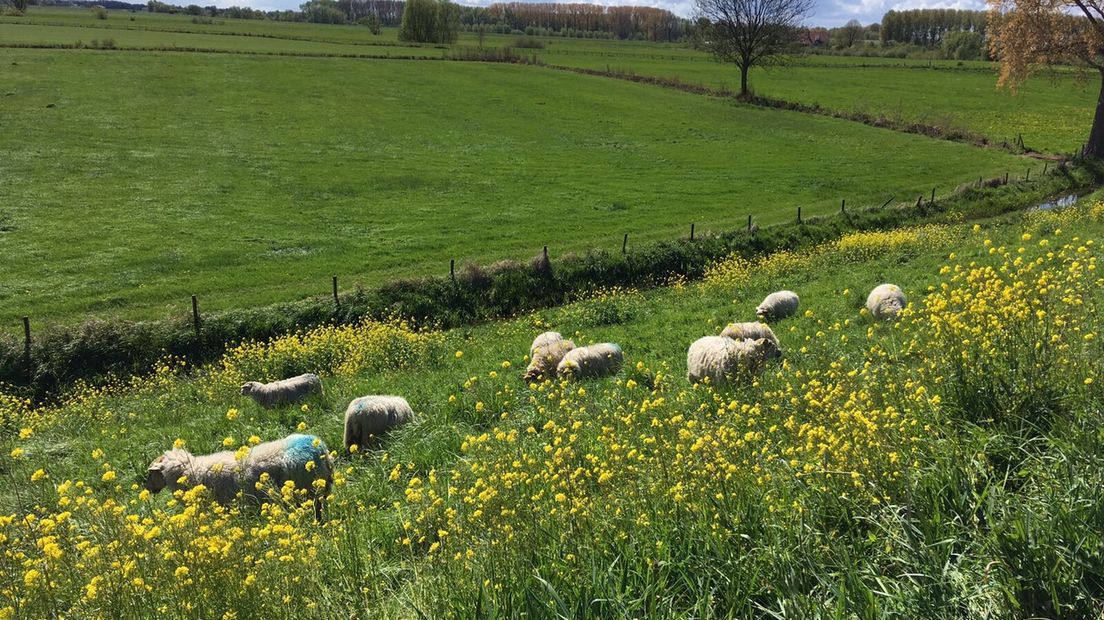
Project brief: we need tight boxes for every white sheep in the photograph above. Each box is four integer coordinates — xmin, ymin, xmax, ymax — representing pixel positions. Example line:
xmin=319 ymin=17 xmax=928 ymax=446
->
xmin=240 ymin=373 xmax=323 ymax=409
xmin=720 ymin=321 xmax=779 ymax=348
xmin=756 ymin=290 xmax=800 ymax=321
xmin=866 ymin=284 xmax=906 ymax=321
xmin=556 ymin=343 xmax=623 ymax=380
xmin=687 ymin=336 xmax=781 ymax=387
xmin=524 ymin=331 xmax=576 ymax=381
xmin=145 ymin=433 xmax=334 ymax=519
xmin=343 ymin=395 xmax=414 ymax=450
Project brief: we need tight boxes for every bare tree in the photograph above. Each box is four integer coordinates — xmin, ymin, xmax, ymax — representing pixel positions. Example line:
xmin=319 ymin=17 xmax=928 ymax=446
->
xmin=694 ymin=0 xmax=814 ymax=97
xmin=839 ymin=18 xmax=863 ymax=47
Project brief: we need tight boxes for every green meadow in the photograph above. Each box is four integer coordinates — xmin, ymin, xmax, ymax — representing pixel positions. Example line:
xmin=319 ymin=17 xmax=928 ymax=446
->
xmin=0 ymin=47 xmax=1028 ymax=326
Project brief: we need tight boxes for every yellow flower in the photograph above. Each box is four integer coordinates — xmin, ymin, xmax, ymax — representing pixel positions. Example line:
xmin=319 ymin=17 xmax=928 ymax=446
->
xmin=455 ymin=350 xmax=464 ymax=358
xmin=174 ymin=566 xmax=190 ymax=579
xmin=91 ymin=448 xmax=104 ymax=459
xmin=19 ymin=428 xmax=33 ymax=440
xmin=248 ymin=435 xmax=261 ymax=446
xmin=222 ymin=436 xmax=235 ymax=448
xmin=475 ymin=402 xmax=485 ymax=412
xmin=101 ymin=470 xmax=117 ymax=482
xmin=31 ymin=469 xmax=47 ymax=482
xmin=23 ymin=569 xmax=42 ymax=587
xmin=226 ymin=408 xmax=239 ymax=421
xmin=9 ymin=448 xmax=23 ymax=459
xmin=173 ymin=438 xmax=186 ymax=449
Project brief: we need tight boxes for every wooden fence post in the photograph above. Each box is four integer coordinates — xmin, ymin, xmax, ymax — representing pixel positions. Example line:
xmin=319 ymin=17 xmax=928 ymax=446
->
xmin=1043 ymin=162 xmax=1049 ymax=174
xmin=622 ymin=233 xmax=628 ymax=254
xmin=930 ymin=187 xmax=935 ymax=203
xmin=690 ymin=223 xmax=695 ymax=240
xmin=22 ymin=316 xmax=31 ymax=372
xmin=543 ymin=245 xmax=548 ymax=261
xmin=191 ymin=295 xmax=200 ymax=336
xmin=1025 ymin=167 xmax=1030 ymax=181
xmin=841 ymin=199 xmax=846 ymax=214
xmin=747 ymin=215 xmax=752 ymax=232
xmin=450 ymin=259 xmax=455 ymax=282
xmin=332 ymin=275 xmax=339 ymax=309
xmin=915 ymin=195 xmax=922 ymax=208
xmin=797 ymin=207 xmax=802 ymax=223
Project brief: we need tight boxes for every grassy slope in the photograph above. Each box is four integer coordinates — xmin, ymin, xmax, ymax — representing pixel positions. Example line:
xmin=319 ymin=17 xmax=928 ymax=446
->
xmin=3 ymin=201 xmax=1103 ymax=617
xmin=2 ymin=7 xmax=1093 ymax=153
xmin=0 ymin=49 xmax=1026 ymax=326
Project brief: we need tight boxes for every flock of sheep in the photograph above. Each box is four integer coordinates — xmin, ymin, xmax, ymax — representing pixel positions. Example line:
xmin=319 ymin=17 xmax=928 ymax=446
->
xmin=143 ymin=283 xmax=907 ymax=517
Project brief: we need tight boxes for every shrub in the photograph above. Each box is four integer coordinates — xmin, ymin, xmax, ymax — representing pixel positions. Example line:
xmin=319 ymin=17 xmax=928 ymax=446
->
xmin=90 ymin=5 xmax=108 ymax=19
xmin=513 ymin=37 xmax=545 ymax=48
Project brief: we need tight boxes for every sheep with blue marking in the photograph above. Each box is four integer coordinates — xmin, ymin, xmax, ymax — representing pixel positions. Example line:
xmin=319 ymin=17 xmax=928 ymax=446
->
xmin=344 ymin=395 xmax=414 ymax=450
xmin=524 ymin=331 xmax=576 ymax=381
xmin=240 ymin=373 xmax=323 ymax=409
xmin=866 ymin=284 xmax=907 ymax=320
xmin=556 ymin=343 xmax=623 ymax=380
xmin=687 ymin=336 xmax=781 ymax=387
xmin=145 ymin=433 xmax=333 ymax=519
xmin=755 ymin=290 xmax=800 ymax=321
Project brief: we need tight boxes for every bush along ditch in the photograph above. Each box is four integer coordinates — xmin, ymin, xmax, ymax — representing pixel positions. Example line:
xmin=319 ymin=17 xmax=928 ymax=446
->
xmin=1 ymin=161 xmax=1099 ymax=397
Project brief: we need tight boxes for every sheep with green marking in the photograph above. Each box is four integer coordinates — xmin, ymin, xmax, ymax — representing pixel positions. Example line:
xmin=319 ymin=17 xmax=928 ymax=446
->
xmin=524 ymin=331 xmax=576 ymax=381
xmin=343 ymin=395 xmax=414 ymax=450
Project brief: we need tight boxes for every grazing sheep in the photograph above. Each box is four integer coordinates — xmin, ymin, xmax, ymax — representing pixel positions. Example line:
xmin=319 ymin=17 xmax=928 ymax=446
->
xmin=145 ymin=433 xmax=334 ymax=519
xmin=687 ymin=336 xmax=781 ymax=387
xmin=524 ymin=331 xmax=576 ymax=381
xmin=556 ymin=343 xmax=623 ymax=380
xmin=720 ymin=321 xmax=780 ymax=348
xmin=755 ymin=290 xmax=800 ymax=321
xmin=866 ymin=284 xmax=907 ymax=321
xmin=240 ymin=373 xmax=323 ymax=409
xmin=343 ymin=395 xmax=414 ymax=450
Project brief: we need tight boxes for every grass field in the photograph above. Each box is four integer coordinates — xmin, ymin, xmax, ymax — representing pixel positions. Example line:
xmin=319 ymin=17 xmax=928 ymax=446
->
xmin=1 ymin=7 xmax=1096 ymax=154
xmin=2 ymin=199 xmax=1103 ymax=617
xmin=0 ymin=47 xmax=1030 ymax=327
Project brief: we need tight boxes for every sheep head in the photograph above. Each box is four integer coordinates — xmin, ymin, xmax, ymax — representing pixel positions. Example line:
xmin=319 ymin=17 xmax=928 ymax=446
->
xmin=240 ymin=382 xmax=262 ymax=396
xmin=145 ymin=450 xmax=189 ymax=494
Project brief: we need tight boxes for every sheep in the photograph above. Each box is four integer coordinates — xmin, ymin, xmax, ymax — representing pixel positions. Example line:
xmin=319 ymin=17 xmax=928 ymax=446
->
xmin=145 ymin=433 xmax=334 ymax=519
xmin=524 ymin=331 xmax=576 ymax=381
xmin=343 ymin=395 xmax=414 ymax=450
xmin=755 ymin=290 xmax=800 ymax=321
xmin=687 ymin=336 xmax=781 ymax=387
xmin=556 ymin=343 xmax=623 ymax=380
xmin=866 ymin=284 xmax=907 ymax=321
xmin=720 ymin=321 xmax=780 ymax=348
xmin=240 ymin=373 xmax=322 ymax=409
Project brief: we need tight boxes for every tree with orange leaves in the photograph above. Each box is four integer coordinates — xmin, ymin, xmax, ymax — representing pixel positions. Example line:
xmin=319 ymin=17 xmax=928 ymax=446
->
xmin=989 ymin=0 xmax=1104 ymax=155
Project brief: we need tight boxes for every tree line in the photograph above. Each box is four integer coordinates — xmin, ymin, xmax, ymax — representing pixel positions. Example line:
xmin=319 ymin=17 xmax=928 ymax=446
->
xmin=880 ymin=9 xmax=987 ymax=46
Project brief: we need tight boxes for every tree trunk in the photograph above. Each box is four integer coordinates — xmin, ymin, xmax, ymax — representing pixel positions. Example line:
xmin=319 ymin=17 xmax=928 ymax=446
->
xmin=740 ymin=64 xmax=749 ymax=98
xmin=1089 ymin=69 xmax=1104 ymax=158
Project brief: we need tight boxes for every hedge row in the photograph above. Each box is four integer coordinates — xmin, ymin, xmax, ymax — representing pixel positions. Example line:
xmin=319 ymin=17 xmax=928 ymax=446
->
xmin=1 ymin=162 xmax=1097 ymax=398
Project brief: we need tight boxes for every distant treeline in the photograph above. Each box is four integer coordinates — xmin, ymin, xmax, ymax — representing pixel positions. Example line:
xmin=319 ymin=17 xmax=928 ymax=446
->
xmin=880 ymin=9 xmax=987 ymax=46
xmin=44 ymin=0 xmax=688 ymax=41
xmin=472 ymin=3 xmax=687 ymax=42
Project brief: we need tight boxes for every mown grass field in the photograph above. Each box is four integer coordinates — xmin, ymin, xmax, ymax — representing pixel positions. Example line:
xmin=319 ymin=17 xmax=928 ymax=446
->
xmin=2 ymin=7 xmax=1096 ymax=153
xmin=0 ymin=46 xmax=1030 ymax=327
xmin=2 ymin=198 xmax=1103 ymax=617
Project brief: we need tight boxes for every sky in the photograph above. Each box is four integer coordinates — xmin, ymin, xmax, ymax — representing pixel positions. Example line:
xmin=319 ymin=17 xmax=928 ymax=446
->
xmin=216 ymin=0 xmax=986 ymax=28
